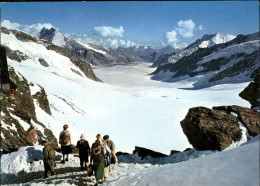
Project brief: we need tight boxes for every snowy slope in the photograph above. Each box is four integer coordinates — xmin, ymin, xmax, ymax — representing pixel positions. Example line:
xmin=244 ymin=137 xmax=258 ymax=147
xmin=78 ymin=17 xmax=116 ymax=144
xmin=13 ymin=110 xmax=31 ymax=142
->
xmin=105 ymin=136 xmax=259 ymax=186
xmin=198 ymin=40 xmax=259 ymax=65
xmin=2 ymin=28 xmax=251 ymax=154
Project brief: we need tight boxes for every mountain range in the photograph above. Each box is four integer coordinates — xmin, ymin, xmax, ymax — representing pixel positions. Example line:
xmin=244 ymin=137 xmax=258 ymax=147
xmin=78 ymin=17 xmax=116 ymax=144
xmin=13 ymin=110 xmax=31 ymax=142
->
xmin=151 ymin=31 xmax=260 ymax=89
xmin=153 ymin=33 xmax=236 ymax=67
xmin=38 ymin=27 xmax=144 ymax=66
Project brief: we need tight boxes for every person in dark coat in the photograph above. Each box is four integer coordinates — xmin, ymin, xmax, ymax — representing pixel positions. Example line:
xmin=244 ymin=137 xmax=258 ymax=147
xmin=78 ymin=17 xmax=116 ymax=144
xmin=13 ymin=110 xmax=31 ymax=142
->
xmin=76 ymin=133 xmax=90 ymax=170
xmin=91 ymin=142 xmax=105 ymax=185
xmin=42 ymin=140 xmax=56 ymax=178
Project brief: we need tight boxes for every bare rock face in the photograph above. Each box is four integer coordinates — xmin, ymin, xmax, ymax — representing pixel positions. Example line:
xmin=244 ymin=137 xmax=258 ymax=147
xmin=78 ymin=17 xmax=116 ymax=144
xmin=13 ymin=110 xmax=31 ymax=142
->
xmin=239 ymin=74 xmax=260 ymax=109
xmin=180 ymin=107 xmax=242 ymax=151
xmin=133 ymin=146 xmax=168 ymax=159
xmin=31 ymin=83 xmax=51 ymax=115
xmin=1 ymin=66 xmax=58 ymax=148
xmin=213 ymin=105 xmax=260 ymax=137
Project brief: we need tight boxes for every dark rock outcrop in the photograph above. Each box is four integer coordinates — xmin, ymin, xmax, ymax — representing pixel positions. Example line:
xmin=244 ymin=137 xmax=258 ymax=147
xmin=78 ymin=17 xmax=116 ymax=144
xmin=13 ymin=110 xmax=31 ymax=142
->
xmin=116 ymin=151 xmax=130 ymax=156
xmin=1 ymin=67 xmax=57 ymax=148
xmin=213 ymin=105 xmax=260 ymax=137
xmin=239 ymin=74 xmax=260 ymax=109
xmin=133 ymin=146 xmax=168 ymax=159
xmin=5 ymin=46 xmax=30 ymax=62
xmin=180 ymin=107 xmax=242 ymax=151
xmin=38 ymin=58 xmax=49 ymax=67
xmin=31 ymin=83 xmax=51 ymax=115
xmin=170 ymin=150 xmax=181 ymax=155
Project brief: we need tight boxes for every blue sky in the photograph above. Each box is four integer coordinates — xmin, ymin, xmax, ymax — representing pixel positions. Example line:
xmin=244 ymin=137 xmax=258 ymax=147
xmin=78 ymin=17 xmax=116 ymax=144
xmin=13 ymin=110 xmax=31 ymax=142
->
xmin=1 ymin=1 xmax=259 ymax=48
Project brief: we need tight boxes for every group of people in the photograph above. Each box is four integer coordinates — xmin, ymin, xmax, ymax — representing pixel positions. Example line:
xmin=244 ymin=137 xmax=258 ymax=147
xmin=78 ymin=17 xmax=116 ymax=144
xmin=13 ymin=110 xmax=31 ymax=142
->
xmin=41 ymin=124 xmax=118 ymax=185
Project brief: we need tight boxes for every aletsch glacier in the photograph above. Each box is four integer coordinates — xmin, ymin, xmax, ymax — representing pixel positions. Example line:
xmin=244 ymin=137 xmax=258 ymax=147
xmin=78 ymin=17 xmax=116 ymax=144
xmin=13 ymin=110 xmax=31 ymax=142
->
xmin=0 ymin=25 xmax=259 ymax=185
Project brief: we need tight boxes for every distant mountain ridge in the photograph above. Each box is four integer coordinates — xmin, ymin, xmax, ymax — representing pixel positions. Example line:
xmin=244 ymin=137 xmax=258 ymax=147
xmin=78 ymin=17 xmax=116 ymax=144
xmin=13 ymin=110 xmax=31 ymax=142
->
xmin=186 ymin=33 xmax=236 ymax=49
xmin=151 ymin=31 xmax=260 ymax=89
xmin=126 ymin=45 xmax=181 ymax=63
xmin=38 ymin=27 xmax=144 ymax=66
xmin=153 ymin=33 xmax=236 ymax=67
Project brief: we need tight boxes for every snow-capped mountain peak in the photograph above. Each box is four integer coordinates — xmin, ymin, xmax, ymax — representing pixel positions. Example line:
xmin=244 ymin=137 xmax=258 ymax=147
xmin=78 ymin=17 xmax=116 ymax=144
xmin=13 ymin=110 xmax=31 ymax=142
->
xmin=186 ymin=32 xmax=236 ymax=49
xmin=38 ymin=27 xmax=66 ymax=47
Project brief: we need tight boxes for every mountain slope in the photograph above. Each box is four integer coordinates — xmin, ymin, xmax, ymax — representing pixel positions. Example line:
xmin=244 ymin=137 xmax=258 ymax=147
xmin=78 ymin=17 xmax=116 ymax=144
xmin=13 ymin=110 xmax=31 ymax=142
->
xmin=38 ymin=27 xmax=144 ymax=66
xmin=152 ymin=32 xmax=260 ymax=89
xmin=0 ymin=26 xmax=102 ymax=149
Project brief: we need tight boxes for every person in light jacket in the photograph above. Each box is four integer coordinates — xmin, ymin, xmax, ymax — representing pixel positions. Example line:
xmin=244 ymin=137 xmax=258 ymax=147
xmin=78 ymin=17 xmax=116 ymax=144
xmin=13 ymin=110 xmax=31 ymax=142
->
xmin=76 ymin=133 xmax=90 ymax=170
xmin=59 ymin=124 xmax=71 ymax=163
xmin=103 ymin=135 xmax=118 ymax=164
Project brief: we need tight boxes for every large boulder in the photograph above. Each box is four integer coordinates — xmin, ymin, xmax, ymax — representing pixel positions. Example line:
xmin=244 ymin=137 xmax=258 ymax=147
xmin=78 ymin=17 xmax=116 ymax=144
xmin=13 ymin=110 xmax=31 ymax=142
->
xmin=213 ymin=105 xmax=260 ymax=137
xmin=239 ymin=74 xmax=260 ymax=109
xmin=133 ymin=146 xmax=168 ymax=159
xmin=180 ymin=107 xmax=242 ymax=151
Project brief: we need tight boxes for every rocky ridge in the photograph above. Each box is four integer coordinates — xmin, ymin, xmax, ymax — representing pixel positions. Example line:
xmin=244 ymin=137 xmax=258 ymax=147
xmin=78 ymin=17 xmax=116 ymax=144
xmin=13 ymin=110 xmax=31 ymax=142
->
xmin=38 ymin=27 xmax=144 ymax=66
xmin=151 ymin=32 xmax=260 ymax=88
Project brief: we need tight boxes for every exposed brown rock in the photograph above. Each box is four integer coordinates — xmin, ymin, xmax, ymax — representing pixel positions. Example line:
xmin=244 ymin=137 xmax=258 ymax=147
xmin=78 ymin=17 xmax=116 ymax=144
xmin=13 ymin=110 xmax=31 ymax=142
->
xmin=180 ymin=107 xmax=242 ymax=151
xmin=213 ymin=105 xmax=260 ymax=137
xmin=31 ymin=84 xmax=51 ymax=115
xmin=239 ymin=74 xmax=260 ymax=108
xmin=1 ymin=67 xmax=57 ymax=149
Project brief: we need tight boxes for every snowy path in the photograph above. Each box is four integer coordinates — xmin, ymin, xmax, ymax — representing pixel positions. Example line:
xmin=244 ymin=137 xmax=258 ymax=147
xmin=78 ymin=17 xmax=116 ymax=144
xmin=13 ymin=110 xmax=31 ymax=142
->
xmin=1 ymin=136 xmax=259 ymax=185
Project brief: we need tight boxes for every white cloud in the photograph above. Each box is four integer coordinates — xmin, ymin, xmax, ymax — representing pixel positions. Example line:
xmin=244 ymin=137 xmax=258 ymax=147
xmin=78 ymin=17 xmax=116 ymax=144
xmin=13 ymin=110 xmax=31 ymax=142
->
xmin=198 ymin=25 xmax=204 ymax=31
xmin=1 ymin=20 xmax=55 ymax=36
xmin=69 ymin=34 xmax=136 ymax=49
xmin=23 ymin=23 xmax=54 ymax=36
xmin=93 ymin=26 xmax=124 ymax=38
xmin=176 ymin=19 xmax=195 ymax=38
xmin=1 ymin=20 xmax=21 ymax=30
xmin=165 ymin=30 xmax=178 ymax=43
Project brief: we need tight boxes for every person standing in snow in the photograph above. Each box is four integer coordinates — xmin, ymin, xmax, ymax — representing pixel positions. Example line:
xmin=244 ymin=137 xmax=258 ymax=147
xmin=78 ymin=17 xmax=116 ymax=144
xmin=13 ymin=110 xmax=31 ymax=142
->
xmin=59 ymin=124 xmax=71 ymax=163
xmin=95 ymin=134 xmax=111 ymax=179
xmin=76 ymin=133 xmax=90 ymax=170
xmin=103 ymin=135 xmax=118 ymax=164
xmin=91 ymin=142 xmax=105 ymax=185
xmin=42 ymin=140 xmax=56 ymax=178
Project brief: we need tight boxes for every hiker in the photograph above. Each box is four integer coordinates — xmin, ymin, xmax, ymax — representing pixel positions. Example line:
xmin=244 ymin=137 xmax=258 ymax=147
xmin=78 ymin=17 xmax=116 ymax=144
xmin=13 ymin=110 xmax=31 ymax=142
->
xmin=59 ymin=124 xmax=71 ymax=163
xmin=76 ymin=133 xmax=90 ymax=170
xmin=95 ymin=134 xmax=111 ymax=179
xmin=41 ymin=140 xmax=56 ymax=178
xmin=91 ymin=142 xmax=105 ymax=185
xmin=103 ymin=135 xmax=118 ymax=164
